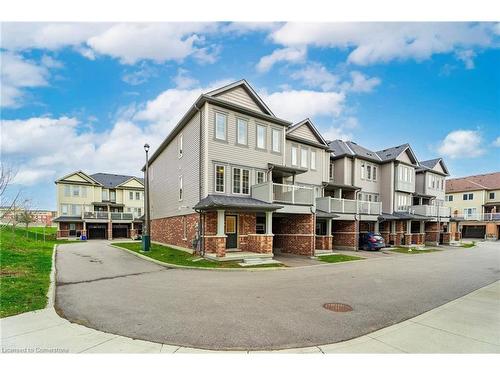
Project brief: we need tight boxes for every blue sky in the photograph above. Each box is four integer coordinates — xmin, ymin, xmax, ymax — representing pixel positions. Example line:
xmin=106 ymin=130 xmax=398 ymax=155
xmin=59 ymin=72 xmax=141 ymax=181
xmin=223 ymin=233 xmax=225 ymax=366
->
xmin=1 ymin=22 xmax=499 ymax=210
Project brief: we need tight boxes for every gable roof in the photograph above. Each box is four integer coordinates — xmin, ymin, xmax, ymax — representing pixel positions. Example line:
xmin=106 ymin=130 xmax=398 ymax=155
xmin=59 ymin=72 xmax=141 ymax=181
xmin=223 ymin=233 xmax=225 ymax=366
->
xmin=55 ymin=170 xmax=101 ymax=185
xmin=328 ymin=140 xmax=381 ymax=162
xmin=376 ymin=143 xmax=418 ymax=165
xmin=205 ymin=79 xmax=275 ymax=116
xmin=416 ymin=158 xmax=450 ymax=176
xmin=446 ymin=172 xmax=500 ymax=193
xmin=287 ymin=118 xmax=329 ymax=148
xmin=89 ymin=173 xmax=144 ymax=188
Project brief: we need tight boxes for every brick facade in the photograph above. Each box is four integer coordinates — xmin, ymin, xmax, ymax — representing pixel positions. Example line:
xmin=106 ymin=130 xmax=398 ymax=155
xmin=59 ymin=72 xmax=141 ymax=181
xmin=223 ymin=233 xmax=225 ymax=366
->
xmin=151 ymin=213 xmax=199 ymax=250
xmin=57 ymin=222 xmax=83 ymax=238
xmin=247 ymin=234 xmax=273 ymax=253
xmin=380 ymin=221 xmax=391 ymax=244
xmin=315 ymin=235 xmax=333 ymax=250
xmin=425 ymin=221 xmax=439 ymax=244
xmin=332 ymin=220 xmax=357 ymax=250
xmin=273 ymin=214 xmax=315 ymax=256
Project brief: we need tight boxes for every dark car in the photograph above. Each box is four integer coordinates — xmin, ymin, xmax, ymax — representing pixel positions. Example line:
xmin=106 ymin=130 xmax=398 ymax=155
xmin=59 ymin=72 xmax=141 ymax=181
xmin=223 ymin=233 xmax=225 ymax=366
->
xmin=359 ymin=232 xmax=386 ymax=251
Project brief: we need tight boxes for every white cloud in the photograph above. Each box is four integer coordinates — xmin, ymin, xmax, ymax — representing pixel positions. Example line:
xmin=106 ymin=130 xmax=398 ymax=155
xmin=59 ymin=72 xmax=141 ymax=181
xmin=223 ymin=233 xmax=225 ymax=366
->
xmin=172 ymin=68 xmax=199 ymax=89
xmin=322 ymin=117 xmax=359 ymax=142
xmin=1 ymin=52 xmax=50 ymax=108
xmin=455 ymin=49 xmax=477 ymax=69
xmin=122 ymin=63 xmax=157 ymax=86
xmin=437 ymin=129 xmax=484 ymax=159
xmin=290 ymin=63 xmax=340 ymax=91
xmin=269 ymin=22 xmax=497 ymax=66
xmin=256 ymin=47 xmax=306 ymax=73
xmin=343 ymin=71 xmax=381 ymax=93
xmin=223 ymin=22 xmax=281 ymax=35
xmin=493 ymin=136 xmax=500 ymax=147
xmin=262 ymin=89 xmax=345 ymax=122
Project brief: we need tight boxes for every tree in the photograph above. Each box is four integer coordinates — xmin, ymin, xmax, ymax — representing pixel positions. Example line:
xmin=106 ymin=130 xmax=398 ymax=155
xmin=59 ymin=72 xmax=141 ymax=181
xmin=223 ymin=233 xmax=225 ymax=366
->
xmin=0 ymin=162 xmax=23 ymax=228
xmin=17 ymin=210 xmax=35 ymax=229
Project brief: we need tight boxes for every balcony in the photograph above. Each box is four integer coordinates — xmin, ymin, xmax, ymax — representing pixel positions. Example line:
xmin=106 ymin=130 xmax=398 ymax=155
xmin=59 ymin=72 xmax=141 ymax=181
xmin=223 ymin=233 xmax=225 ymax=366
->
xmin=452 ymin=212 xmax=500 ymax=221
xmin=397 ymin=205 xmax=451 ymax=218
xmin=252 ymin=182 xmax=314 ymax=205
xmin=82 ymin=211 xmax=134 ymax=221
xmin=316 ymin=197 xmax=382 ymax=215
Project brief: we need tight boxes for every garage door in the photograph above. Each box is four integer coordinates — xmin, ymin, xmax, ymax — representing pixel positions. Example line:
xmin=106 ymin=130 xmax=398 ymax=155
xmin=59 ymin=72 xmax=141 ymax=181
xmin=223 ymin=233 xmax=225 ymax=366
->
xmin=112 ymin=225 xmax=129 ymax=238
xmin=87 ymin=224 xmax=107 ymax=239
xmin=462 ymin=225 xmax=485 ymax=239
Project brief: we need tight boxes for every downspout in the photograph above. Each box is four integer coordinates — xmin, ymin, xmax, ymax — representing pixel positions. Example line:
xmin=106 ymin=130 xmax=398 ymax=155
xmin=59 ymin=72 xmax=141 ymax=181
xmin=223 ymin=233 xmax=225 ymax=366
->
xmin=195 ymin=103 xmax=204 ymax=255
xmin=354 ymin=187 xmax=361 ymax=251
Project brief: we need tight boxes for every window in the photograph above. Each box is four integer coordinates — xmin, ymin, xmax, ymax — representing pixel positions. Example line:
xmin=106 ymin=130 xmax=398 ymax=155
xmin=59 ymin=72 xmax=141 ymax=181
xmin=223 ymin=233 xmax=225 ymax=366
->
xmin=81 ymin=186 xmax=87 ymax=198
xmin=300 ymin=148 xmax=308 ymax=168
xmin=215 ymin=165 xmax=225 ymax=193
xmin=70 ymin=204 xmax=81 ymax=216
xmin=178 ymin=133 xmax=183 ymax=158
xmin=64 ymin=185 xmax=70 ymax=197
xmin=329 ymin=161 xmax=334 ymax=180
xmin=446 ymin=195 xmax=454 ymax=202
xmin=232 ymin=167 xmax=250 ymax=194
xmin=256 ymin=171 xmax=266 ymax=184
xmin=361 ymin=163 xmax=365 ymax=179
xmin=271 ymin=128 xmax=281 ymax=153
xmin=135 ymin=192 xmax=140 ymax=200
xmin=237 ymin=118 xmax=248 ymax=145
xmin=489 ymin=192 xmax=495 ymax=200
xmin=178 ymin=176 xmax=183 ymax=201
xmin=463 ymin=193 xmax=473 ymax=200
xmin=310 ymin=150 xmax=316 ymax=170
xmin=362 ymin=162 xmax=377 ymax=181
xmin=72 ymin=186 xmax=80 ymax=197
xmin=256 ymin=124 xmax=266 ymax=149
xmin=61 ymin=204 xmax=68 ymax=215
xmin=373 ymin=166 xmax=377 ymax=181
xmin=110 ymin=190 xmax=116 ymax=202
xmin=367 ymin=165 xmax=372 ymax=180
xmin=215 ymin=112 xmax=227 ymax=140
xmin=291 ymin=145 xmax=298 ymax=166
xmin=102 ymin=189 xmax=108 ymax=201
xmin=129 ymin=191 xmax=133 ymax=200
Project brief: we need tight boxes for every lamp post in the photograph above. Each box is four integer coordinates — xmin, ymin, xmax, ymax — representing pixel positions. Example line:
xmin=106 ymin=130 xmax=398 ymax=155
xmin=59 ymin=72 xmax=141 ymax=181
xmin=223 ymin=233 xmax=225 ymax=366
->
xmin=142 ymin=143 xmax=151 ymax=252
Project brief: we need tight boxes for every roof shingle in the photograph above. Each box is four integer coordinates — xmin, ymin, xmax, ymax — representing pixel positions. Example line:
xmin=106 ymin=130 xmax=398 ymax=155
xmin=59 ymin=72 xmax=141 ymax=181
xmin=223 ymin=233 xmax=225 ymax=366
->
xmin=446 ymin=172 xmax=500 ymax=193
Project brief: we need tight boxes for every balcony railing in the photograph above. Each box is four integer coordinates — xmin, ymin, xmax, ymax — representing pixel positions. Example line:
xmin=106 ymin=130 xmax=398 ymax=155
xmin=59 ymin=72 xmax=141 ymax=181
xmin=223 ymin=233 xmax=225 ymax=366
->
xmin=316 ymin=197 xmax=382 ymax=215
xmin=251 ymin=182 xmax=314 ymax=205
xmin=82 ymin=211 xmax=134 ymax=220
xmin=397 ymin=205 xmax=451 ymax=218
xmin=452 ymin=213 xmax=500 ymax=221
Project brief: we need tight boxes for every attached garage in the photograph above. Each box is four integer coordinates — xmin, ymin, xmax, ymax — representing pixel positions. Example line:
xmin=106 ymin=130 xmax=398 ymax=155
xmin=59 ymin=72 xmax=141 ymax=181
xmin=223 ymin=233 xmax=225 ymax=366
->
xmin=112 ymin=224 xmax=129 ymax=239
xmin=462 ymin=225 xmax=486 ymax=239
xmin=87 ymin=224 xmax=108 ymax=239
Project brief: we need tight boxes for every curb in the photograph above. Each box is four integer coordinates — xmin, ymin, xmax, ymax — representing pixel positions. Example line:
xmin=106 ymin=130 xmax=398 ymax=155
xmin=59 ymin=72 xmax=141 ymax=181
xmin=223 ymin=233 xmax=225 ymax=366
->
xmin=46 ymin=244 xmax=57 ymax=308
xmin=109 ymin=244 xmax=287 ymax=272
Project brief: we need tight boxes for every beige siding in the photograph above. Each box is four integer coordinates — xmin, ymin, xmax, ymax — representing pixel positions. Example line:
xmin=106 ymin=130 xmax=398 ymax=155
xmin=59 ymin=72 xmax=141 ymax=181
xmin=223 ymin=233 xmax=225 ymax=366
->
xmin=379 ymin=162 xmax=394 ymax=213
xmin=288 ymin=125 xmax=319 ymax=144
xmin=353 ymin=158 xmax=381 ymax=194
xmin=206 ymin=103 xmax=285 ymax=195
xmin=214 ymin=86 xmax=263 ymax=113
xmin=149 ymin=111 xmax=200 ymax=219
xmin=284 ymin=140 xmax=326 ymax=187
xmin=396 ymin=150 xmax=414 ymax=164
xmin=445 ymin=189 xmax=486 ymax=215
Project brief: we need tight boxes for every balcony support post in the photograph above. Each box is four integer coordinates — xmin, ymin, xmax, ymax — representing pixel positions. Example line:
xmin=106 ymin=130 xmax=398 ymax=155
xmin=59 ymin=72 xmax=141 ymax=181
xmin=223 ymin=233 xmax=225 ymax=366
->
xmin=374 ymin=220 xmax=379 ymax=233
xmin=217 ymin=209 xmax=225 ymax=237
xmin=265 ymin=211 xmax=273 ymax=235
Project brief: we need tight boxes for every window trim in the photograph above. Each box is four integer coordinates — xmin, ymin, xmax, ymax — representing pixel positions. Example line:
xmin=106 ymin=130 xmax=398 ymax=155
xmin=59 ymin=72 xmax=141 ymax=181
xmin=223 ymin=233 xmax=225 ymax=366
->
xmin=256 ymin=123 xmax=267 ymax=150
xmin=271 ymin=127 xmax=282 ymax=154
xmin=214 ymin=164 xmax=226 ymax=193
xmin=178 ymin=175 xmax=183 ymax=201
xmin=232 ymin=167 xmax=250 ymax=195
xmin=291 ymin=144 xmax=298 ymax=166
xmin=310 ymin=149 xmax=317 ymax=170
xmin=236 ymin=117 xmax=249 ymax=146
xmin=300 ymin=147 xmax=309 ymax=169
xmin=129 ymin=191 xmax=134 ymax=200
xmin=256 ymin=170 xmax=266 ymax=185
xmin=489 ymin=192 xmax=495 ymax=200
xmin=177 ymin=133 xmax=183 ymax=158
xmin=214 ymin=111 xmax=228 ymax=142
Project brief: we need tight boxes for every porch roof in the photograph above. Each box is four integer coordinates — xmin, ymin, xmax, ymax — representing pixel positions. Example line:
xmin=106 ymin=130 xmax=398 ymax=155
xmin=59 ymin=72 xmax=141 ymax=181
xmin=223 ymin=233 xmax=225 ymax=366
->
xmin=53 ymin=216 xmax=83 ymax=223
xmin=316 ymin=210 xmax=340 ymax=219
xmin=323 ymin=182 xmax=361 ymax=191
xmin=91 ymin=202 xmax=125 ymax=207
xmin=193 ymin=194 xmax=282 ymax=212
xmin=378 ymin=212 xmax=429 ymax=221
xmin=268 ymin=163 xmax=307 ymax=178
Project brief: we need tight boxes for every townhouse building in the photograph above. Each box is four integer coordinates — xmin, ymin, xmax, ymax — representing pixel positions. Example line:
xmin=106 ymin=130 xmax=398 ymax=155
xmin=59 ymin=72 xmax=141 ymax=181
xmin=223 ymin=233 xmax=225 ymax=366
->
xmin=53 ymin=171 xmax=144 ymax=239
xmin=146 ymin=79 xmax=454 ymax=260
xmin=445 ymin=172 xmax=500 ymax=240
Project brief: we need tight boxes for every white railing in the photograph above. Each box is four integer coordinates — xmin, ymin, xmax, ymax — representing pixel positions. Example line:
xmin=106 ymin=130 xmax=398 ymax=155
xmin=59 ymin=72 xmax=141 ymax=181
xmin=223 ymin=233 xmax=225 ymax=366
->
xmin=452 ymin=212 xmax=500 ymax=221
xmin=82 ymin=211 xmax=134 ymax=220
xmin=397 ymin=205 xmax=451 ymax=218
xmin=316 ymin=197 xmax=382 ymax=215
xmin=272 ymin=183 xmax=314 ymax=205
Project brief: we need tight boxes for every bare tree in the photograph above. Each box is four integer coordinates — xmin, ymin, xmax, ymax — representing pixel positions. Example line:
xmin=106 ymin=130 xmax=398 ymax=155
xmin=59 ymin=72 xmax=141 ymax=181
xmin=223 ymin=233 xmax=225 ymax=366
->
xmin=0 ymin=162 xmax=23 ymax=228
xmin=17 ymin=210 xmax=35 ymax=229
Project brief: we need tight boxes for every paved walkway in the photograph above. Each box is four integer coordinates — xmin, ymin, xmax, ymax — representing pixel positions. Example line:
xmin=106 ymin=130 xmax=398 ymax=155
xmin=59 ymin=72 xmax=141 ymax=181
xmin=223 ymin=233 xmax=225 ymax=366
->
xmin=1 ymin=280 xmax=499 ymax=353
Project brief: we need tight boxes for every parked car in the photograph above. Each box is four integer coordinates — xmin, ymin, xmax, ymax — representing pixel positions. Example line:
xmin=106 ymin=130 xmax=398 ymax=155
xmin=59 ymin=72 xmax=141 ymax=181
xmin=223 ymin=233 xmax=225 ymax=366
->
xmin=359 ymin=232 xmax=386 ymax=251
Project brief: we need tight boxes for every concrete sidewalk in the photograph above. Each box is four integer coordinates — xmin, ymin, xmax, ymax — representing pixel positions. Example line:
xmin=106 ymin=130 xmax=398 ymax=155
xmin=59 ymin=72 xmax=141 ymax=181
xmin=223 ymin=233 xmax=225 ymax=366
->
xmin=1 ymin=280 xmax=499 ymax=353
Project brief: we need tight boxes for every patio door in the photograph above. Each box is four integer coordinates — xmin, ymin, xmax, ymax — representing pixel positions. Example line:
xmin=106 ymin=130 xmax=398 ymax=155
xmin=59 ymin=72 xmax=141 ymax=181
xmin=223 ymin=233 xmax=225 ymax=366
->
xmin=225 ymin=215 xmax=238 ymax=249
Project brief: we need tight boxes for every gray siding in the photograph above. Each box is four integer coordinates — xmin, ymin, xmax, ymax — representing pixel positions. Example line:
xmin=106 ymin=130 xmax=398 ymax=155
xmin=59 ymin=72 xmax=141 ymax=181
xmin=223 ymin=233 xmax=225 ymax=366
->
xmin=206 ymin=103 xmax=285 ymax=195
xmin=149 ymin=111 xmax=200 ymax=219
xmin=379 ymin=162 xmax=394 ymax=213
xmin=285 ymin=140 xmax=326 ymax=187
xmin=214 ymin=86 xmax=263 ymax=113
xmin=353 ymin=158 xmax=381 ymax=194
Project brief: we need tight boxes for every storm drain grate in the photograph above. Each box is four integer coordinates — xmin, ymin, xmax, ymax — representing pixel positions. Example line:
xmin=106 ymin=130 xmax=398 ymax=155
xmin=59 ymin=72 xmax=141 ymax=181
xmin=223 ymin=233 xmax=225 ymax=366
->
xmin=323 ymin=303 xmax=353 ymax=312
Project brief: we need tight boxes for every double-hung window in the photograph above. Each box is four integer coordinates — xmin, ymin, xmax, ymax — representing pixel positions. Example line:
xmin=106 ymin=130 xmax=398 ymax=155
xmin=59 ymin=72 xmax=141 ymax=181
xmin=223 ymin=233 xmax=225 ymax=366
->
xmin=256 ymin=171 xmax=266 ymax=184
xmin=463 ymin=193 xmax=473 ymax=200
xmin=372 ymin=166 xmax=377 ymax=181
xmin=215 ymin=112 xmax=227 ymax=141
xmin=61 ymin=204 xmax=68 ymax=215
xmin=490 ymin=192 xmax=496 ymax=200
xmin=178 ymin=176 xmax=183 ymax=201
xmin=64 ymin=185 xmax=71 ymax=197
xmin=102 ymin=189 xmax=108 ymax=201
xmin=291 ymin=145 xmax=298 ymax=166
xmin=310 ymin=150 xmax=316 ymax=170
xmin=232 ymin=168 xmax=250 ymax=194
xmin=329 ymin=161 xmax=334 ymax=180
xmin=72 ymin=186 xmax=80 ymax=197
xmin=367 ymin=165 xmax=372 ymax=180
xmin=361 ymin=163 xmax=365 ymax=179
xmin=256 ymin=124 xmax=266 ymax=149
xmin=129 ymin=191 xmax=134 ymax=200
xmin=215 ymin=165 xmax=225 ymax=193
xmin=300 ymin=148 xmax=308 ymax=169
xmin=135 ymin=192 xmax=140 ymax=200
xmin=271 ymin=128 xmax=281 ymax=153
xmin=236 ymin=118 xmax=248 ymax=145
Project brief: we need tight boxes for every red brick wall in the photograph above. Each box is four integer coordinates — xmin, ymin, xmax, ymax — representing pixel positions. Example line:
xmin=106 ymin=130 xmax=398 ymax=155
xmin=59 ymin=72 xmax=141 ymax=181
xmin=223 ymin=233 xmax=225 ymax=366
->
xmin=247 ymin=234 xmax=273 ymax=253
xmin=273 ymin=214 xmax=314 ymax=256
xmin=205 ymin=236 xmax=226 ymax=256
xmin=236 ymin=213 xmax=256 ymax=251
xmin=410 ymin=233 xmax=424 ymax=245
xmin=380 ymin=221 xmax=391 ymax=244
xmin=151 ymin=213 xmax=199 ymax=250
xmin=57 ymin=222 xmax=83 ymax=238
xmin=332 ymin=220 xmax=357 ymax=250
xmin=315 ymin=235 xmax=333 ymax=250
xmin=425 ymin=221 xmax=439 ymax=243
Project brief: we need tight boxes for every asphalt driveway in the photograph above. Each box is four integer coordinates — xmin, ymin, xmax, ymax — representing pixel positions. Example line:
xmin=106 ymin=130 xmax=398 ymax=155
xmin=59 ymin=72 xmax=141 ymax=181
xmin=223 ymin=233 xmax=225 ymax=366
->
xmin=55 ymin=241 xmax=500 ymax=350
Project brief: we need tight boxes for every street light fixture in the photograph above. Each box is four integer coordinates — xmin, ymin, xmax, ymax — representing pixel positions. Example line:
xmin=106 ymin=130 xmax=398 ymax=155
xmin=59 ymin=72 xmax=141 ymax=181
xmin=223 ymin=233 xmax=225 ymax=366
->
xmin=142 ymin=143 xmax=151 ymax=252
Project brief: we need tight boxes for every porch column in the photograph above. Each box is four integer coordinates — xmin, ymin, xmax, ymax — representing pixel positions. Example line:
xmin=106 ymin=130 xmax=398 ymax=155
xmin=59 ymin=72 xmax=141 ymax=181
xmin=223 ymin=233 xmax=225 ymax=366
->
xmin=419 ymin=220 xmax=425 ymax=233
xmin=374 ymin=220 xmax=379 ymax=233
xmin=391 ymin=220 xmax=396 ymax=233
xmin=406 ymin=220 xmax=411 ymax=234
xmin=216 ymin=209 xmax=225 ymax=236
xmin=326 ymin=218 xmax=332 ymax=236
xmin=82 ymin=221 xmax=86 ymax=237
xmin=265 ymin=211 xmax=273 ymax=235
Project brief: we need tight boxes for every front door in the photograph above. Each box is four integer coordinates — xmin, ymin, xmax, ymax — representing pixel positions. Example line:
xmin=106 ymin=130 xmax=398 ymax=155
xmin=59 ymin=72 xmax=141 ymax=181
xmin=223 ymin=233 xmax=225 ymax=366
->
xmin=225 ymin=215 xmax=238 ymax=249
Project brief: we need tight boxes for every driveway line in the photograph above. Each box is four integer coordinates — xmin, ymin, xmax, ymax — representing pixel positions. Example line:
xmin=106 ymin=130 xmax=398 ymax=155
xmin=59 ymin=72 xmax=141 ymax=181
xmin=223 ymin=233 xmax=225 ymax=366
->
xmin=2 ymin=280 xmax=498 ymax=353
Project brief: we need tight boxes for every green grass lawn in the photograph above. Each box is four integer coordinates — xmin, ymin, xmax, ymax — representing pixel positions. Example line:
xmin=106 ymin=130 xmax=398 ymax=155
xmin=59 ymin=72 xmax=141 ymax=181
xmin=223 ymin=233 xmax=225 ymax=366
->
xmin=460 ymin=242 xmax=476 ymax=248
xmin=317 ymin=254 xmax=364 ymax=263
xmin=0 ymin=226 xmax=71 ymax=318
xmin=113 ymin=242 xmax=285 ymax=269
xmin=389 ymin=247 xmax=440 ymax=254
